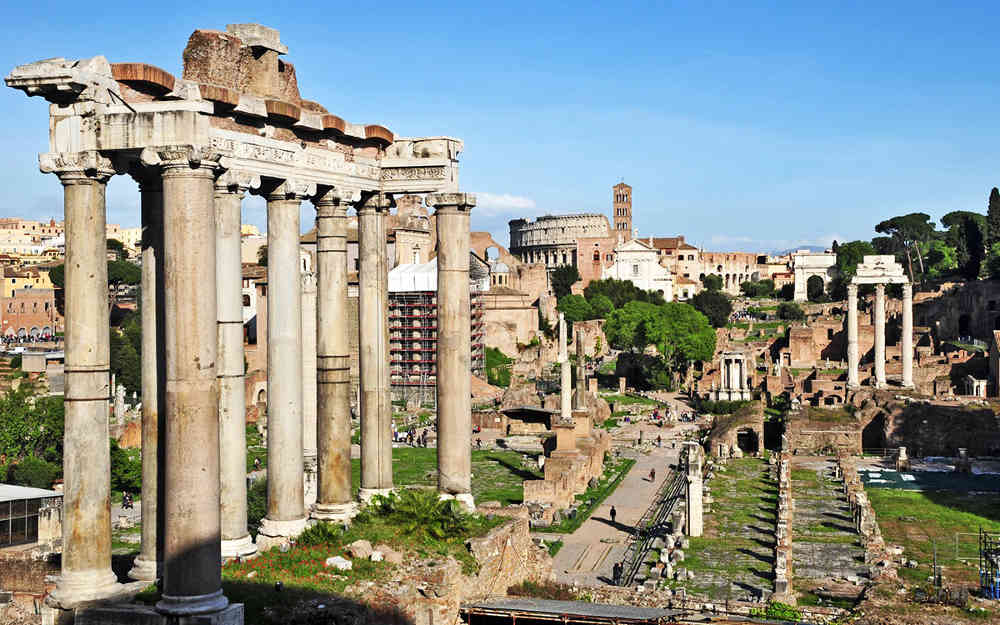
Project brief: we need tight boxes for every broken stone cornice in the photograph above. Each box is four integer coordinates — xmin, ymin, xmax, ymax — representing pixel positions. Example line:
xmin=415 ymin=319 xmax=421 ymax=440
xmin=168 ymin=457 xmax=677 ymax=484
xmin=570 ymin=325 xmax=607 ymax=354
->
xmin=225 ymin=23 xmax=288 ymax=55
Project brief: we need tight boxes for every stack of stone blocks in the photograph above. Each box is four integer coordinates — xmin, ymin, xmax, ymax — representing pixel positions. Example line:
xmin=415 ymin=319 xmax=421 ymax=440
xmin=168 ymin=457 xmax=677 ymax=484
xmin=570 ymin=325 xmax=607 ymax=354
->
xmin=836 ymin=455 xmax=898 ymax=581
xmin=773 ymin=451 xmax=794 ymax=598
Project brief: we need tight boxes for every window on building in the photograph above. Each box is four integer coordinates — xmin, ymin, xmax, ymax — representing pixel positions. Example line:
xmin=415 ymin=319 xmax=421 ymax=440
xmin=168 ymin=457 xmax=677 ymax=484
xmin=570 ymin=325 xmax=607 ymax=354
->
xmin=632 ymin=264 xmax=639 ymax=276
xmin=242 ymin=294 xmax=251 ymax=307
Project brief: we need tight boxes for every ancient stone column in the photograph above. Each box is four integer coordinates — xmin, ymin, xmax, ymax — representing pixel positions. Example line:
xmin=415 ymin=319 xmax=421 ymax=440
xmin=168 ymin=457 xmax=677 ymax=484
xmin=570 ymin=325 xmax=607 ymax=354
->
xmin=311 ymin=188 xmax=356 ymax=521
xmin=430 ymin=193 xmax=476 ymax=509
xmin=684 ymin=442 xmax=703 ymax=537
xmin=847 ymin=283 xmax=859 ymax=388
xmin=129 ymin=170 xmax=165 ymax=582
xmin=44 ymin=152 xmax=122 ymax=609
xmin=874 ymin=284 xmax=886 ymax=389
xmin=357 ymin=192 xmax=393 ymax=500
xmin=301 ymin=270 xmax=318 ymax=507
xmin=259 ymin=179 xmax=313 ymax=541
xmin=153 ymin=147 xmax=228 ymax=615
xmin=902 ymin=282 xmax=913 ymax=388
xmin=559 ymin=313 xmax=571 ymax=421
xmin=216 ymin=171 xmax=259 ymax=561
xmin=573 ymin=330 xmax=587 ymax=410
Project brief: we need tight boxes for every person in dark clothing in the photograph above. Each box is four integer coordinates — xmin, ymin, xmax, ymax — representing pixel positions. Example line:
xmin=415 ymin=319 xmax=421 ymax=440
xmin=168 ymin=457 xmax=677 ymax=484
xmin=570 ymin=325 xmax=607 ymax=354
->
xmin=612 ymin=561 xmax=623 ymax=585
xmin=609 ymin=505 xmax=617 ymax=524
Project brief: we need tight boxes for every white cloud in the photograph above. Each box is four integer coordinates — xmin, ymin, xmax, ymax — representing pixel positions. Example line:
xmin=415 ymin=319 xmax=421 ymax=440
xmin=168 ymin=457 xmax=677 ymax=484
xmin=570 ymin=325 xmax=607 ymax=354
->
xmin=475 ymin=192 xmax=538 ymax=217
xmin=703 ymin=233 xmax=845 ymax=254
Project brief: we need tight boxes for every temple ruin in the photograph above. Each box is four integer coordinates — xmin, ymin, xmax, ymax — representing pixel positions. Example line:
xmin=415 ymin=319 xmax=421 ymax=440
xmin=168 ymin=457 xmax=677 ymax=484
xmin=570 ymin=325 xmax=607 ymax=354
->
xmin=6 ymin=23 xmax=476 ymax=624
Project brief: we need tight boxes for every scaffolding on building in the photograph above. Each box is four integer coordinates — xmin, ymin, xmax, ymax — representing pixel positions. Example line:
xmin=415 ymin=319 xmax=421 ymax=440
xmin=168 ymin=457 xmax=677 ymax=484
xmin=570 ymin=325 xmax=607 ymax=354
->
xmin=388 ymin=288 xmax=484 ymax=407
xmin=981 ymin=527 xmax=1000 ymax=600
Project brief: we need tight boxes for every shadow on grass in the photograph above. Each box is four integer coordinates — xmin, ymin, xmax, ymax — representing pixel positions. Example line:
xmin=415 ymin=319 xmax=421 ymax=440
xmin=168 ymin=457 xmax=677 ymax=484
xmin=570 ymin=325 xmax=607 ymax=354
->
xmin=482 ymin=452 xmax=543 ymax=482
xmin=737 ymin=547 xmax=774 ymax=566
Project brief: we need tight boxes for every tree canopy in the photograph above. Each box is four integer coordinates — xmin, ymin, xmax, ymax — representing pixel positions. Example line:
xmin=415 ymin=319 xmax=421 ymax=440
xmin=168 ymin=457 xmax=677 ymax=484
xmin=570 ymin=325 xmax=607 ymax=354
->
xmin=777 ymin=301 xmax=805 ymax=321
xmin=603 ymin=301 xmax=715 ymax=368
xmin=587 ymin=294 xmax=614 ymax=318
xmin=107 ymin=260 xmax=141 ymax=287
xmin=556 ymin=294 xmax=594 ymax=323
xmin=987 ymin=188 xmax=1000 ymax=250
xmin=700 ymin=274 xmax=723 ymax=292
xmin=583 ymin=278 xmax=665 ymax=309
xmin=689 ymin=290 xmax=731 ymax=328
xmin=874 ymin=212 xmax=935 ymax=281
xmin=550 ymin=265 xmax=580 ymax=299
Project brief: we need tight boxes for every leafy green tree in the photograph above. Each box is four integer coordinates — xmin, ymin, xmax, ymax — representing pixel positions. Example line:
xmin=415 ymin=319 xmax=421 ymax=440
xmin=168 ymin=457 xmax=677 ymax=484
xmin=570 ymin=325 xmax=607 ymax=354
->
xmin=778 ymin=283 xmax=795 ymax=301
xmin=48 ymin=264 xmax=64 ymax=288
xmin=604 ymin=301 xmax=715 ymax=368
xmin=110 ymin=329 xmax=141 ymax=396
xmin=583 ymin=278 xmax=665 ymax=309
xmin=740 ymin=279 xmax=775 ymax=298
xmin=777 ymin=302 xmax=805 ymax=321
xmin=986 ymin=243 xmax=1000 ymax=279
xmin=922 ymin=240 xmax=957 ymax=278
xmin=988 ymin=188 xmax=1000 ymax=249
xmin=942 ymin=210 xmax=986 ymax=280
xmin=109 ymin=439 xmax=142 ymax=494
xmin=806 ymin=275 xmax=827 ymax=302
xmin=257 ymin=245 xmax=268 ymax=267
xmin=701 ymin=274 xmax=723 ymax=292
xmin=8 ymin=456 xmax=59 ymax=489
xmin=106 ymin=238 xmax=125 ymax=261
xmin=587 ymin=294 xmax=614 ymax=318
xmin=556 ymin=294 xmax=594 ymax=323
xmin=689 ymin=290 xmax=731 ymax=328
xmin=107 ymin=260 xmax=141 ymax=288
xmin=829 ymin=240 xmax=875 ymax=300
xmin=875 ymin=213 xmax=936 ymax=281
xmin=0 ymin=386 xmax=65 ymax=466
xmin=550 ymin=265 xmax=580 ymax=299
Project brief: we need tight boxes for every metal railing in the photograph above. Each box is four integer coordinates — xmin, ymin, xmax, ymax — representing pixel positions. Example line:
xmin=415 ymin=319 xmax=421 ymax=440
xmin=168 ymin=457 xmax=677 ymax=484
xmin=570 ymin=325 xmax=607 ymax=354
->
xmin=618 ymin=469 xmax=685 ymax=586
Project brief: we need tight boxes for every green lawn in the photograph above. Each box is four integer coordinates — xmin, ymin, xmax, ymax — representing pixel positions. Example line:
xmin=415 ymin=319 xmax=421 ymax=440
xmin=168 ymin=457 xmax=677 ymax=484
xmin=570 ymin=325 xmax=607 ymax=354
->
xmin=867 ymin=489 xmax=1000 ymax=585
xmin=348 ymin=448 xmax=542 ymax=506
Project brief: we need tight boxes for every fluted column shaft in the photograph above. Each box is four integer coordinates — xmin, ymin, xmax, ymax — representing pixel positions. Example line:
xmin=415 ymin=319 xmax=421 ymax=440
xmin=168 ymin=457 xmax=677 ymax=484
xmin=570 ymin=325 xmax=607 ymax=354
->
xmin=260 ymin=180 xmax=310 ymax=537
xmin=902 ymin=283 xmax=913 ymax=388
xmin=312 ymin=189 xmax=355 ymax=518
xmin=430 ymin=193 xmax=475 ymax=505
xmin=874 ymin=284 xmax=886 ymax=388
xmin=847 ymin=283 xmax=859 ymax=388
xmin=357 ymin=193 xmax=393 ymax=499
xmin=130 ymin=173 xmax=165 ymax=582
xmin=301 ymin=270 xmax=318 ymax=507
xmin=156 ymin=152 xmax=227 ymax=615
xmin=216 ymin=172 xmax=258 ymax=560
xmin=47 ymin=156 xmax=122 ymax=609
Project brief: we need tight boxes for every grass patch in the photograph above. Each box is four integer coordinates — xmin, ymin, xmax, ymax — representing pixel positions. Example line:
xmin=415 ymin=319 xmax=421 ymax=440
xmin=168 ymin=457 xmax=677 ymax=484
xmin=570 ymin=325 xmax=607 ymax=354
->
xmin=598 ymin=359 xmax=617 ymax=374
xmin=546 ymin=457 xmax=636 ymax=534
xmin=599 ymin=417 xmax=619 ymax=430
xmin=347 ymin=448 xmax=541 ymax=506
xmin=868 ymin=489 xmax=1000 ymax=586
xmin=546 ymin=540 xmax=563 ymax=556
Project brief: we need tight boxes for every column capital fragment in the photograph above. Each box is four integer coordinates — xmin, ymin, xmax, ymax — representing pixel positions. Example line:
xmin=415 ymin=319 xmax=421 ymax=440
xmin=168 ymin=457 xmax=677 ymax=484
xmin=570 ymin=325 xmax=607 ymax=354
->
xmin=847 ymin=282 xmax=858 ymax=295
xmin=140 ymin=145 xmax=222 ymax=171
xmin=39 ymin=151 xmax=115 ymax=183
xmin=427 ymin=192 xmax=476 ymax=213
xmin=312 ymin=187 xmax=355 ymax=215
xmin=263 ymin=178 xmax=317 ymax=201
xmin=354 ymin=191 xmax=393 ymax=215
xmin=215 ymin=169 xmax=261 ymax=196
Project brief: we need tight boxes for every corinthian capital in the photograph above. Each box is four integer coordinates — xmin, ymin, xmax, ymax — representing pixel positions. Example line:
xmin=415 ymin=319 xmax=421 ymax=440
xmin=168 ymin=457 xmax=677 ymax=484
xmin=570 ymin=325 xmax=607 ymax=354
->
xmin=39 ymin=151 xmax=115 ymax=183
xmin=427 ymin=192 xmax=476 ymax=213
xmin=265 ymin=179 xmax=317 ymax=201
xmin=140 ymin=145 xmax=221 ymax=170
xmin=354 ymin=191 xmax=393 ymax=214
xmin=215 ymin=169 xmax=261 ymax=195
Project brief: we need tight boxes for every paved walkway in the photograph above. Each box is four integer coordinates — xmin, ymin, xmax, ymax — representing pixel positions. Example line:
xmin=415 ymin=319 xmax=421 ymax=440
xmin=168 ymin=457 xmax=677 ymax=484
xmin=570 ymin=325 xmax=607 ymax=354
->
xmin=548 ymin=419 xmax=698 ymax=588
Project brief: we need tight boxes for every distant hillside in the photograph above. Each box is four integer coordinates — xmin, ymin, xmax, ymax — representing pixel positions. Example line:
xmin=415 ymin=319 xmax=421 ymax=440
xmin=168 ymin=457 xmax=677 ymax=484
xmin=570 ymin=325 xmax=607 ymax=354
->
xmin=774 ymin=244 xmax=828 ymax=255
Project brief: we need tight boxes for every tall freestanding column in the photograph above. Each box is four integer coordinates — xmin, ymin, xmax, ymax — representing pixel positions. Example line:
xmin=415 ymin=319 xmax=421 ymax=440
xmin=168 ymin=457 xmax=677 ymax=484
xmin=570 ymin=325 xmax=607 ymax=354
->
xmin=847 ymin=283 xmax=859 ymax=388
xmin=129 ymin=169 xmax=166 ymax=582
xmin=573 ymin=330 xmax=587 ymax=410
xmin=153 ymin=148 xmax=228 ymax=615
xmin=44 ymin=152 xmax=122 ymax=609
xmin=559 ymin=313 xmax=571 ymax=421
xmin=429 ymin=193 xmax=476 ymax=509
xmin=216 ymin=171 xmax=259 ymax=561
xmin=901 ymin=282 xmax=913 ymax=388
xmin=259 ymin=180 xmax=313 ymax=541
xmin=312 ymin=188 xmax=356 ymax=520
xmin=874 ymin=284 xmax=886 ymax=389
xmin=301 ymin=270 xmax=319 ymax=507
xmin=357 ymin=192 xmax=394 ymax=500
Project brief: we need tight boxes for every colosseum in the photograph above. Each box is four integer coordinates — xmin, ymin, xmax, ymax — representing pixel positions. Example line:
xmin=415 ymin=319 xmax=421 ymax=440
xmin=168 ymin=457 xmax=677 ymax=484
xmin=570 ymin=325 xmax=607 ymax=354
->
xmin=508 ymin=213 xmax=612 ymax=269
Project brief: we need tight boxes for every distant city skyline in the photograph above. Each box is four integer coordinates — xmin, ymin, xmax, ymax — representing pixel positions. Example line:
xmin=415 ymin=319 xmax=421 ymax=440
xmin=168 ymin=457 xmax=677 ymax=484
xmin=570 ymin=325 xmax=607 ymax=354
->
xmin=5 ymin=2 xmax=1000 ymax=253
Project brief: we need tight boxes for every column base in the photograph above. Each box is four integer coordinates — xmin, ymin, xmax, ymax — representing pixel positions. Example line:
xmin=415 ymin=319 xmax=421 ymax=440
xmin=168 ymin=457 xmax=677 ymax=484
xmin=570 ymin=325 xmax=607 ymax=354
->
xmin=128 ymin=555 xmax=159 ymax=582
xmin=157 ymin=589 xmax=229 ymax=616
xmin=358 ymin=487 xmax=393 ymax=503
xmin=255 ymin=516 xmax=307 ymax=553
xmin=221 ymin=534 xmax=258 ymax=561
xmin=311 ymin=501 xmax=359 ymax=522
xmin=46 ymin=569 xmax=126 ymax=610
xmin=77 ymin=601 xmax=243 ymax=624
xmin=439 ymin=492 xmax=475 ymax=512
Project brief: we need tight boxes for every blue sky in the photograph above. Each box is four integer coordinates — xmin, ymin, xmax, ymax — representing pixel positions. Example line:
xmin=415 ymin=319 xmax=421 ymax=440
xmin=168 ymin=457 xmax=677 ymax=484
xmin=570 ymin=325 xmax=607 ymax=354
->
xmin=4 ymin=1 xmax=1000 ymax=252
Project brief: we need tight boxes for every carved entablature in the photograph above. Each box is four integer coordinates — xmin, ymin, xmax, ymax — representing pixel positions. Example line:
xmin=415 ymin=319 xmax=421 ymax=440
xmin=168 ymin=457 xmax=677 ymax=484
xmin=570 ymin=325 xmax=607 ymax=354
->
xmin=6 ymin=25 xmax=463 ymax=196
xmin=852 ymin=255 xmax=908 ymax=285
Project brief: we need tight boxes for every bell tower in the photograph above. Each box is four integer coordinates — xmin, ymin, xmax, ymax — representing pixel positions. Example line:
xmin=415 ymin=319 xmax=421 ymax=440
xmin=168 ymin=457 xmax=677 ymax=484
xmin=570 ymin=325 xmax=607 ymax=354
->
xmin=612 ymin=182 xmax=632 ymax=242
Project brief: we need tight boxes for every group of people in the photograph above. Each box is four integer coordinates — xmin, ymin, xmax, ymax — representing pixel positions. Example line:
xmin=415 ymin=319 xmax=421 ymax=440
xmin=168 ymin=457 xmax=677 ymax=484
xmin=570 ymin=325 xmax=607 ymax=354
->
xmin=120 ymin=490 xmax=135 ymax=510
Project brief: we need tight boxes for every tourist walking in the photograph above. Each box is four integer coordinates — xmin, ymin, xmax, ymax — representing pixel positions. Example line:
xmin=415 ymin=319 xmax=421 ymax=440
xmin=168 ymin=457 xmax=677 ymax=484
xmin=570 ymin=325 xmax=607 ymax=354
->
xmin=609 ymin=505 xmax=617 ymax=524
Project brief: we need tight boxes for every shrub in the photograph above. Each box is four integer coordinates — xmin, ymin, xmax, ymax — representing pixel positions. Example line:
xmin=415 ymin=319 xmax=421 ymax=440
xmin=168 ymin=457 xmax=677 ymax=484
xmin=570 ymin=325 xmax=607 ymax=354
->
xmin=109 ymin=439 xmax=141 ymax=494
xmin=358 ymin=488 xmax=475 ymax=540
xmin=485 ymin=347 xmax=513 ymax=388
xmin=778 ymin=283 xmax=795 ymax=301
xmin=750 ymin=601 xmax=802 ymax=621
xmin=9 ymin=456 xmax=59 ymax=489
xmin=8 ymin=355 xmax=21 ymax=369
xmin=777 ymin=302 xmax=805 ymax=320
xmin=247 ymin=478 xmax=267 ymax=537
xmin=587 ymin=294 xmax=614 ymax=318
xmin=690 ymin=290 xmax=732 ymax=328
xmin=296 ymin=521 xmax=344 ymax=546
xmin=508 ymin=580 xmax=577 ymax=601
